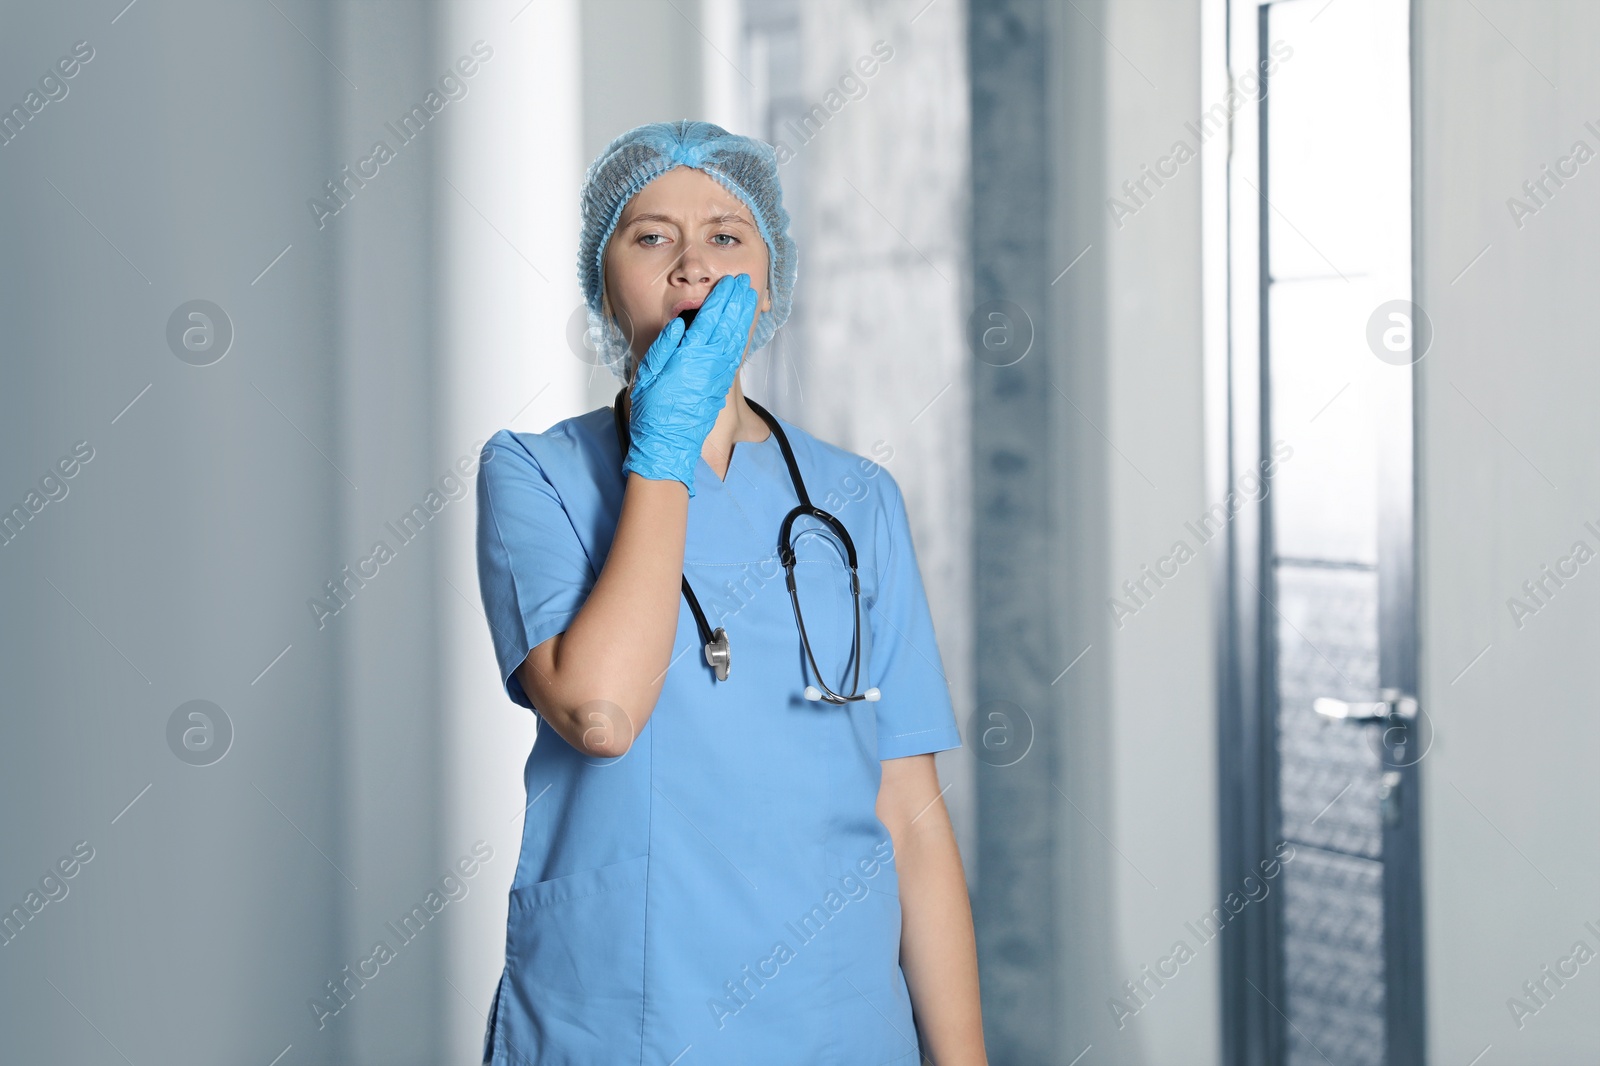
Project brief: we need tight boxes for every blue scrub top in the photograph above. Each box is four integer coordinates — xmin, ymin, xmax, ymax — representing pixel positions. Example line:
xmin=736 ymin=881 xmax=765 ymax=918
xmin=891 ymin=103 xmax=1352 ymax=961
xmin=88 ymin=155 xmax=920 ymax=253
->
xmin=474 ymin=404 xmax=963 ymax=1066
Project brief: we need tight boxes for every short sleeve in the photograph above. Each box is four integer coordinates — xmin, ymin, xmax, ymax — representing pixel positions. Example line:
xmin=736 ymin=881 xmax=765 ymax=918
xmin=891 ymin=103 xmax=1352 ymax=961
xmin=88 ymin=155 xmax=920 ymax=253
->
xmin=475 ymin=429 xmax=598 ymax=710
xmin=868 ymin=473 xmax=963 ymax=760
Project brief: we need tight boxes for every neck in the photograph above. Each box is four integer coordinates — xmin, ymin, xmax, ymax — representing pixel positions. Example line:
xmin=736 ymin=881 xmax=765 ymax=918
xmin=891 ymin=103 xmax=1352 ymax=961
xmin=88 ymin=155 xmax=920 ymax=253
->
xmin=702 ymin=375 xmax=770 ymax=465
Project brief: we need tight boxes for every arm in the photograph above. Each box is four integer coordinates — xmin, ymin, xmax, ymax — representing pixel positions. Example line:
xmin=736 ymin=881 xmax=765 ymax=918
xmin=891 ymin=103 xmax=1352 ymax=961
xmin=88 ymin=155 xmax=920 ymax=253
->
xmin=878 ymin=753 xmax=987 ymax=1065
xmin=513 ymin=275 xmax=757 ymax=757
xmin=515 ymin=471 xmax=687 ymax=758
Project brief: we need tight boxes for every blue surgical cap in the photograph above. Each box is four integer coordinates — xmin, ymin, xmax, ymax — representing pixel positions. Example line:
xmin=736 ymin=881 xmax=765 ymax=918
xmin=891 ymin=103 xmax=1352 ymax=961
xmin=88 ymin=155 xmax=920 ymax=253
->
xmin=578 ymin=120 xmax=798 ymax=383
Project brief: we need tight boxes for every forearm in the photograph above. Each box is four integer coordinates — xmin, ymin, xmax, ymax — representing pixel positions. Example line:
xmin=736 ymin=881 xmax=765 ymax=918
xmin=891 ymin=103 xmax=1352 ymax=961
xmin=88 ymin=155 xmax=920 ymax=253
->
xmin=520 ymin=471 xmax=687 ymax=753
xmin=896 ymin=809 xmax=987 ymax=1065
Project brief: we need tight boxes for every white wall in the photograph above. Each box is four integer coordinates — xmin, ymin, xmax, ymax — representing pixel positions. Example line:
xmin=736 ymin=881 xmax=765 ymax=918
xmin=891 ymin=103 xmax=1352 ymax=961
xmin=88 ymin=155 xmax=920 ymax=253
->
xmin=1414 ymin=1 xmax=1600 ymax=1062
xmin=0 ymin=1 xmax=351 ymax=1061
xmin=1097 ymin=1 xmax=1221 ymax=1062
xmin=333 ymin=5 xmax=450 ymax=1060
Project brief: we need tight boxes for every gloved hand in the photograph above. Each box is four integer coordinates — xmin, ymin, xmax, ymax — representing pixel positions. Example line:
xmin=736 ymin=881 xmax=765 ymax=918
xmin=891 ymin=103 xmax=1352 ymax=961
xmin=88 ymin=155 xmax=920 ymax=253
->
xmin=622 ymin=273 xmax=759 ymax=496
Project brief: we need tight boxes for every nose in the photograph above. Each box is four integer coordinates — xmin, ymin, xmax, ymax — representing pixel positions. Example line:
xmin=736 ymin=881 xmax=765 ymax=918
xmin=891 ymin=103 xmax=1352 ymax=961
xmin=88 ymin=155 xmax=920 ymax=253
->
xmin=669 ymin=243 xmax=714 ymax=288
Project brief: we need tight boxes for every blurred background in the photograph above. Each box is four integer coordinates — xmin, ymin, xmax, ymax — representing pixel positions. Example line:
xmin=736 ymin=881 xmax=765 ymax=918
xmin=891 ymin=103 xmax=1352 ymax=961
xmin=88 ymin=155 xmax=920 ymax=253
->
xmin=1 ymin=0 xmax=1595 ymax=1063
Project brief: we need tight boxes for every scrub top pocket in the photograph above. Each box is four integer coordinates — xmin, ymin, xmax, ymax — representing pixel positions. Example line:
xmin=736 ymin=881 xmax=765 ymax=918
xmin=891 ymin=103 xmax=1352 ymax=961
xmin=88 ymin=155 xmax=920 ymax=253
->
xmin=490 ymin=853 xmax=650 ymax=1066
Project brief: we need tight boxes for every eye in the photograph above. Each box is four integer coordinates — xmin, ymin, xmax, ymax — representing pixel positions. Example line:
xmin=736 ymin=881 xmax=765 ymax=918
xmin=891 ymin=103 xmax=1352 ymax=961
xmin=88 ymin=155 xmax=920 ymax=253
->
xmin=638 ymin=233 xmax=667 ymax=247
xmin=711 ymin=233 xmax=740 ymax=246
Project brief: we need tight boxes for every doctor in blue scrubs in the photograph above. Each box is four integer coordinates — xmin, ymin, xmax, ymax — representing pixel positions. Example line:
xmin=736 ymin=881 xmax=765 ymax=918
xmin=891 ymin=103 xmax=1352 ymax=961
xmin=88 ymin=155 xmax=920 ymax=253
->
xmin=475 ymin=121 xmax=987 ymax=1066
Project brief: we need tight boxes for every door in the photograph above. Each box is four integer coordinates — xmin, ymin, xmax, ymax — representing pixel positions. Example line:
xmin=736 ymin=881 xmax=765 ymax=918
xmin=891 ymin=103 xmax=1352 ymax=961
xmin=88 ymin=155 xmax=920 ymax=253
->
xmin=1216 ymin=1 xmax=1426 ymax=1063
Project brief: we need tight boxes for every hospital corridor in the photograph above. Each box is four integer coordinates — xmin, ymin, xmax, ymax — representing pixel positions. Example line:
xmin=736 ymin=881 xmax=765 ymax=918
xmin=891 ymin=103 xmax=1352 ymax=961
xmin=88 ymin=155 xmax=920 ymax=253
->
xmin=1 ymin=0 xmax=1595 ymax=1064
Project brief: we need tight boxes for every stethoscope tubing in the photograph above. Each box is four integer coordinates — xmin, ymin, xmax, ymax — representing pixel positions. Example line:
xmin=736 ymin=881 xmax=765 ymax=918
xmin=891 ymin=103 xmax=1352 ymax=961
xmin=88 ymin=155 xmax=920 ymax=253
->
xmin=612 ymin=387 xmax=878 ymax=703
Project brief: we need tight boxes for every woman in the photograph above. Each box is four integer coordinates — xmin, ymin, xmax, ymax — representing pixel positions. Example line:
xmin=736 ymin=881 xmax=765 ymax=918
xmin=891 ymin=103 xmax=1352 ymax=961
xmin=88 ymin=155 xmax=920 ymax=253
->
xmin=475 ymin=120 xmax=986 ymax=1065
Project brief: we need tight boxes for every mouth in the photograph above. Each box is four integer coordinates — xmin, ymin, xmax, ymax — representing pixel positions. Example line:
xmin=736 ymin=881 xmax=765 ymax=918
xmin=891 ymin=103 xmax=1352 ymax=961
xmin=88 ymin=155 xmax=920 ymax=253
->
xmin=671 ymin=297 xmax=705 ymax=330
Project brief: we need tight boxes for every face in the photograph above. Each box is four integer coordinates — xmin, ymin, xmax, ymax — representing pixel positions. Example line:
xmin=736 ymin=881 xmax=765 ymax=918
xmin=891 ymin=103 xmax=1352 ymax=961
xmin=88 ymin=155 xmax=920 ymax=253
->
xmin=602 ymin=165 xmax=773 ymax=376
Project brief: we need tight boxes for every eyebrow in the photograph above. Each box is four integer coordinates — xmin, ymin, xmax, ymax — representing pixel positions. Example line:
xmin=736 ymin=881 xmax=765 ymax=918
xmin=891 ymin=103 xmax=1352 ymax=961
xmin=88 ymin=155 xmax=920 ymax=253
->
xmin=621 ymin=211 xmax=755 ymax=230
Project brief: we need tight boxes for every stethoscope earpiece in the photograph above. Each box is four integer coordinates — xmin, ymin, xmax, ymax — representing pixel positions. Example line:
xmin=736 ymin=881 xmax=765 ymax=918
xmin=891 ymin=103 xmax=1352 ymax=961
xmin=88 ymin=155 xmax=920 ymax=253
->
xmin=805 ymin=686 xmax=880 ymax=703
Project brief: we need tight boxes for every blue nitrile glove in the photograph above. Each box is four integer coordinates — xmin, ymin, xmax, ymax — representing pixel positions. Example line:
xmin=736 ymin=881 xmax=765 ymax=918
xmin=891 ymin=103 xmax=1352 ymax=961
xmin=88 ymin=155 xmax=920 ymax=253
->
xmin=621 ymin=273 xmax=760 ymax=496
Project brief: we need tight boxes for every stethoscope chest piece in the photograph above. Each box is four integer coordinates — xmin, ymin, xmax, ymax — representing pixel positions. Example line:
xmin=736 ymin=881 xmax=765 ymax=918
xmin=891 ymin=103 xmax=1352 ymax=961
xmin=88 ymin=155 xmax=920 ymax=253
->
xmin=705 ymin=627 xmax=730 ymax=681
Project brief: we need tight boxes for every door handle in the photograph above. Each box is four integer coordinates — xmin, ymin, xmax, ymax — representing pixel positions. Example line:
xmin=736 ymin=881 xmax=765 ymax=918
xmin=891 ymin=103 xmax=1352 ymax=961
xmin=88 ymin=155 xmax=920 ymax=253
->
xmin=1312 ymin=688 xmax=1418 ymax=722
xmin=1312 ymin=697 xmax=1388 ymax=721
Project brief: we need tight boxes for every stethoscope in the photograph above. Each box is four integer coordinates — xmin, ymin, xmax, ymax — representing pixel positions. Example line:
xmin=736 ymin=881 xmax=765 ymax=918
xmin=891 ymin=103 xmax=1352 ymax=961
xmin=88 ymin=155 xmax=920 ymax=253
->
xmin=612 ymin=387 xmax=880 ymax=704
